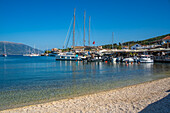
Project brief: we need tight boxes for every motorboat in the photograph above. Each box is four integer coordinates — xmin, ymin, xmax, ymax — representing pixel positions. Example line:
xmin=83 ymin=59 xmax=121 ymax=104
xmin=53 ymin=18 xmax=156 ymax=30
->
xmin=102 ymin=53 xmax=114 ymax=62
xmin=139 ymin=55 xmax=154 ymax=63
xmin=123 ymin=57 xmax=134 ymax=62
xmin=88 ymin=54 xmax=103 ymax=62
xmin=55 ymin=52 xmax=82 ymax=61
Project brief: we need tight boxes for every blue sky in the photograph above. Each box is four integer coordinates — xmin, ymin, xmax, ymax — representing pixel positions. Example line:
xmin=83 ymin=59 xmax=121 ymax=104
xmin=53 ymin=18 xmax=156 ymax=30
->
xmin=0 ymin=0 xmax=170 ymax=50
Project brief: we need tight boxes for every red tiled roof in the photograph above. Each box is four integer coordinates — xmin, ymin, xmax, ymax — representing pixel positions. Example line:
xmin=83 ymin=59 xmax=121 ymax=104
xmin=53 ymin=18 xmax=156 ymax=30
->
xmin=162 ymin=36 xmax=170 ymax=40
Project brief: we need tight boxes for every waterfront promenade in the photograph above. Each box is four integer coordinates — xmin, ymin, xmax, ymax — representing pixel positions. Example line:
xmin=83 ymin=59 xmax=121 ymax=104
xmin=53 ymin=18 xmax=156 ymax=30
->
xmin=1 ymin=77 xmax=169 ymax=113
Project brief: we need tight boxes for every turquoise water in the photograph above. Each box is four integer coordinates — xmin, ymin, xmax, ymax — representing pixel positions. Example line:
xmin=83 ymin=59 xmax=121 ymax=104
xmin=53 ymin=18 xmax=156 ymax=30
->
xmin=0 ymin=56 xmax=170 ymax=110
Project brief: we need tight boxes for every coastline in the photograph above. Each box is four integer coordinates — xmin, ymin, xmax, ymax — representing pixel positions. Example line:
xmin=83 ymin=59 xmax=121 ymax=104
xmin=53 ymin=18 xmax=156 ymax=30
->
xmin=1 ymin=77 xmax=170 ymax=113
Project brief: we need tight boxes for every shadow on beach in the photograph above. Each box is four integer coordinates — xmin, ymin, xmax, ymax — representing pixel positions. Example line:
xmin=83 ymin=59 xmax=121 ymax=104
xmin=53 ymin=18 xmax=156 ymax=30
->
xmin=139 ymin=92 xmax=170 ymax=113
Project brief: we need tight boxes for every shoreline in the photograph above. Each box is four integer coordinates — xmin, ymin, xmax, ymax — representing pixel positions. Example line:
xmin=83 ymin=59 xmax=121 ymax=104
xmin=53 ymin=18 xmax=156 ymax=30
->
xmin=1 ymin=77 xmax=170 ymax=112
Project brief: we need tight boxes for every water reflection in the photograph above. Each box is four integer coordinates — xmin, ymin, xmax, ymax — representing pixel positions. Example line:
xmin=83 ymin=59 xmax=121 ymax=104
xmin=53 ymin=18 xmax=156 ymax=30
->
xmin=144 ymin=63 xmax=153 ymax=68
xmin=0 ymin=56 xmax=170 ymax=110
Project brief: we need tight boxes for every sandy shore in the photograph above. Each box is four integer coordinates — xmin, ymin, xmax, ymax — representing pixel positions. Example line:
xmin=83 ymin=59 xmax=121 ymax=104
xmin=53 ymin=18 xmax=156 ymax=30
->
xmin=1 ymin=77 xmax=170 ymax=113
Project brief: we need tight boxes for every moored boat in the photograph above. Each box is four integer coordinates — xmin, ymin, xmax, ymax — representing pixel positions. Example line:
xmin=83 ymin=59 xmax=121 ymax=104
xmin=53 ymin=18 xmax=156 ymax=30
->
xmin=23 ymin=45 xmax=40 ymax=57
xmin=139 ymin=55 xmax=154 ymax=63
xmin=86 ymin=53 xmax=103 ymax=62
xmin=29 ymin=53 xmax=40 ymax=57
xmin=123 ymin=57 xmax=134 ymax=62
xmin=23 ymin=53 xmax=40 ymax=57
xmin=55 ymin=52 xmax=82 ymax=61
xmin=3 ymin=43 xmax=7 ymax=57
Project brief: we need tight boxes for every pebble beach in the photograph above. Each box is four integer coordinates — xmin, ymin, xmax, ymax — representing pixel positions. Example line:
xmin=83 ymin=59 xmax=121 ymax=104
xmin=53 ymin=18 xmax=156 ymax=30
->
xmin=1 ymin=77 xmax=170 ymax=113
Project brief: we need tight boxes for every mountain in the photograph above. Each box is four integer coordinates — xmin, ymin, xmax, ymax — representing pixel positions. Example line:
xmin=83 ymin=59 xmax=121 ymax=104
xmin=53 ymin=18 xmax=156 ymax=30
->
xmin=0 ymin=41 xmax=43 ymax=55
xmin=102 ymin=33 xmax=170 ymax=49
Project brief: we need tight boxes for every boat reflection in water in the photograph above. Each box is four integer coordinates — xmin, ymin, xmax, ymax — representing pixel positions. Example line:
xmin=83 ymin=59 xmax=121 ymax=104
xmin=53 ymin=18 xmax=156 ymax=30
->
xmin=139 ymin=55 xmax=154 ymax=63
xmin=0 ymin=56 xmax=169 ymax=110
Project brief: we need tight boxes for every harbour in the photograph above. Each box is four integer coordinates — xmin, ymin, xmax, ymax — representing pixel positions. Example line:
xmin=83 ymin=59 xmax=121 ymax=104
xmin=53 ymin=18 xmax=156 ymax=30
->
xmin=0 ymin=0 xmax=170 ymax=112
xmin=44 ymin=8 xmax=170 ymax=63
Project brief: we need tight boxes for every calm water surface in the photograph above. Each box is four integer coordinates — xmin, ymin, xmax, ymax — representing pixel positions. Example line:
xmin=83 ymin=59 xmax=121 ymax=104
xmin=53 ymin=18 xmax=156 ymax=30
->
xmin=0 ymin=56 xmax=170 ymax=110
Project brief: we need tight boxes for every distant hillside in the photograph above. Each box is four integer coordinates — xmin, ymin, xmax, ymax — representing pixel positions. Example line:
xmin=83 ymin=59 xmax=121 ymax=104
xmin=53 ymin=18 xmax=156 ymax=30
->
xmin=0 ymin=41 xmax=43 ymax=55
xmin=102 ymin=33 xmax=170 ymax=49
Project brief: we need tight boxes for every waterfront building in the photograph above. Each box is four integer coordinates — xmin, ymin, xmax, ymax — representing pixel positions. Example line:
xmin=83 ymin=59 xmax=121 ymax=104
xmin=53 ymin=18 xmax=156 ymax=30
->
xmin=131 ymin=44 xmax=142 ymax=50
xmin=72 ymin=46 xmax=85 ymax=52
xmin=161 ymin=36 xmax=170 ymax=48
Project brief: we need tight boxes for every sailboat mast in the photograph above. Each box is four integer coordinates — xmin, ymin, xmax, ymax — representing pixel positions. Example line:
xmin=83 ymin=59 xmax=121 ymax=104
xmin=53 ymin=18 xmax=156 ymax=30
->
xmin=47 ymin=47 xmax=48 ymax=54
xmin=34 ymin=45 xmax=36 ymax=54
xmin=29 ymin=47 xmax=30 ymax=54
xmin=25 ymin=46 xmax=27 ymax=54
xmin=73 ymin=8 xmax=76 ymax=47
xmin=84 ymin=10 xmax=86 ymax=46
xmin=112 ymin=32 xmax=114 ymax=49
xmin=89 ymin=16 xmax=91 ymax=46
xmin=4 ymin=43 xmax=6 ymax=54
xmin=38 ymin=48 xmax=39 ymax=54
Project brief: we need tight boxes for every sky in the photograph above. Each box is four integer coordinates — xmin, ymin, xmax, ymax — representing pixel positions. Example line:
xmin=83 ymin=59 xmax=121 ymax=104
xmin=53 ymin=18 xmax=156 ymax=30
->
xmin=0 ymin=0 xmax=170 ymax=50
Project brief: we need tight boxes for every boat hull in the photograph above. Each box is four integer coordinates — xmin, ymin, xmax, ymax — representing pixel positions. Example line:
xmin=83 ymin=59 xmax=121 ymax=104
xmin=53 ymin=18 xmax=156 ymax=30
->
xmin=23 ymin=54 xmax=40 ymax=57
xmin=122 ymin=58 xmax=134 ymax=62
xmin=139 ymin=60 xmax=154 ymax=63
xmin=55 ymin=55 xmax=82 ymax=61
xmin=139 ymin=58 xmax=154 ymax=63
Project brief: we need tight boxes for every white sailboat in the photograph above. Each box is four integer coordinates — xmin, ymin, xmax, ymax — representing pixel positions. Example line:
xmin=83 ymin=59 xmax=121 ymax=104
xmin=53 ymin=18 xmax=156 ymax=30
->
xmin=3 ymin=43 xmax=7 ymax=57
xmin=56 ymin=9 xmax=91 ymax=61
xmin=55 ymin=8 xmax=83 ymax=61
xmin=29 ymin=45 xmax=40 ymax=57
xmin=23 ymin=45 xmax=40 ymax=57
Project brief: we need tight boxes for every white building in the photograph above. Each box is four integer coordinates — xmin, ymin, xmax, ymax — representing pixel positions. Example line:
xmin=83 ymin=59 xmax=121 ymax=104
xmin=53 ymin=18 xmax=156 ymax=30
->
xmin=131 ymin=44 xmax=141 ymax=50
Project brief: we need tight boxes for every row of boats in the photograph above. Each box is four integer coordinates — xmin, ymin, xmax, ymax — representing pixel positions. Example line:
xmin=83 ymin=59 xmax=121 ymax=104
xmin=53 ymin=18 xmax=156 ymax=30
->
xmin=55 ymin=52 xmax=154 ymax=63
xmin=2 ymin=49 xmax=154 ymax=63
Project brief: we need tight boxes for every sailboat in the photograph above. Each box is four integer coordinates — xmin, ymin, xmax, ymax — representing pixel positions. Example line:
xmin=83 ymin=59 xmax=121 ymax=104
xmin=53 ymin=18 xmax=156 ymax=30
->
xmin=55 ymin=8 xmax=84 ymax=61
xmin=23 ymin=45 xmax=40 ymax=57
xmin=3 ymin=43 xmax=7 ymax=57
xmin=29 ymin=45 xmax=40 ymax=57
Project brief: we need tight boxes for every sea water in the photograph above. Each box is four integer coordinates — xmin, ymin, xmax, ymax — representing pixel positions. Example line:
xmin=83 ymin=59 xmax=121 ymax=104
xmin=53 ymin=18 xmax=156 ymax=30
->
xmin=0 ymin=56 xmax=170 ymax=110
